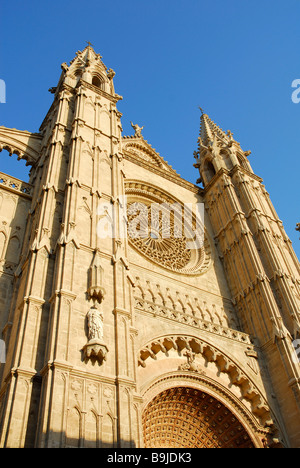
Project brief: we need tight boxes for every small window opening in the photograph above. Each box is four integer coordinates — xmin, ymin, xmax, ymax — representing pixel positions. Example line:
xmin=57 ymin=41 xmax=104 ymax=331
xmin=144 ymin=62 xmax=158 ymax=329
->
xmin=204 ymin=160 xmax=216 ymax=183
xmin=92 ymin=76 xmax=102 ymax=88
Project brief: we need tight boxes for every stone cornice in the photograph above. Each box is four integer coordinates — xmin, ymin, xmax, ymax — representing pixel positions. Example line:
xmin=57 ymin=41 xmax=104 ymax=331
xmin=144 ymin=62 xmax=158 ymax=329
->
xmin=123 ymin=152 xmax=201 ymax=194
xmin=79 ymin=80 xmax=123 ymax=103
xmin=134 ymin=297 xmax=251 ymax=345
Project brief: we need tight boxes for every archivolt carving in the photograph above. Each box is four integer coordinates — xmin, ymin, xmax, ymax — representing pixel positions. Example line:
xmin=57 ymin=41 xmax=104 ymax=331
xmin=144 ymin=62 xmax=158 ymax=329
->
xmin=141 ymin=372 xmax=284 ymax=448
xmin=122 ymin=139 xmax=181 ymax=177
xmin=143 ymin=386 xmax=257 ymax=448
xmin=138 ymin=334 xmax=273 ymax=426
xmin=123 ymin=141 xmax=165 ymax=169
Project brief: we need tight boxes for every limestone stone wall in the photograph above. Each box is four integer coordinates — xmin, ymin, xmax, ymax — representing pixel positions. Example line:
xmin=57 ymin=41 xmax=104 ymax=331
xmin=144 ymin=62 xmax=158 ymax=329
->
xmin=0 ymin=45 xmax=298 ymax=448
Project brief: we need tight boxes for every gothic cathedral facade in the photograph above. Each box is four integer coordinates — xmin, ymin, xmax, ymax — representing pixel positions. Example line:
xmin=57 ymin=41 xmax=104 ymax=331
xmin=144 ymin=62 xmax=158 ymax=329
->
xmin=0 ymin=46 xmax=299 ymax=448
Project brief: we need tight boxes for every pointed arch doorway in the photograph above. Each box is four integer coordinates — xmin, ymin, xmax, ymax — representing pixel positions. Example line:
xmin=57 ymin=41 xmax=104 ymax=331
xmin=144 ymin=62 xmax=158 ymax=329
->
xmin=142 ymin=387 xmax=256 ymax=448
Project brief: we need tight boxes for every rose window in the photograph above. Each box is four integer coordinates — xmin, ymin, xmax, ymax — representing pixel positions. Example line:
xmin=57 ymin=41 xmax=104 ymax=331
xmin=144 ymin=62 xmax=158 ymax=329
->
xmin=125 ymin=183 xmax=211 ymax=275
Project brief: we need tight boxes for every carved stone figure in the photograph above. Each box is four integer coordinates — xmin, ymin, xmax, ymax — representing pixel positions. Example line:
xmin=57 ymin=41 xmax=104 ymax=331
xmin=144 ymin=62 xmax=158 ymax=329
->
xmin=87 ymin=306 xmax=104 ymax=341
xmin=178 ymin=349 xmax=205 ymax=375
xmin=131 ymin=122 xmax=144 ymax=138
xmin=82 ymin=305 xmax=108 ymax=364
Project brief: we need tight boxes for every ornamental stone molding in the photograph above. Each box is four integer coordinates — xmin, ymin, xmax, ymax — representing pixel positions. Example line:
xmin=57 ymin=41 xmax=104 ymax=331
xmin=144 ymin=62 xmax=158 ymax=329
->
xmin=0 ymin=127 xmax=42 ymax=167
xmin=137 ymin=334 xmax=275 ymax=427
xmin=140 ymin=373 xmax=281 ymax=448
xmin=123 ymin=141 xmax=198 ymax=192
xmin=143 ymin=385 xmax=256 ymax=448
xmin=0 ymin=172 xmax=33 ymax=197
xmin=133 ymin=284 xmax=242 ymax=336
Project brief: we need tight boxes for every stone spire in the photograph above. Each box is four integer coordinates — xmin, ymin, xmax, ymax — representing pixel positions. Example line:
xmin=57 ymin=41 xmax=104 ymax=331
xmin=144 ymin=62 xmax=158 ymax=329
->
xmin=198 ymin=109 xmax=230 ymax=147
xmin=47 ymin=44 xmax=122 ymax=103
xmin=194 ymin=109 xmax=252 ymax=187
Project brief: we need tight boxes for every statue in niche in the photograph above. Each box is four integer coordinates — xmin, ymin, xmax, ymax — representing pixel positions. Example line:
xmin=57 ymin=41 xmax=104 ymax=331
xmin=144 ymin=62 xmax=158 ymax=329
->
xmin=82 ymin=249 xmax=108 ymax=365
xmin=87 ymin=305 xmax=104 ymax=341
xmin=82 ymin=303 xmax=108 ymax=365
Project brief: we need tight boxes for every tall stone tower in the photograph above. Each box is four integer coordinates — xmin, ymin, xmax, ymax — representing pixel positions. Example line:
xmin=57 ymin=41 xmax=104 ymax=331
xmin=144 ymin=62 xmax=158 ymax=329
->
xmin=0 ymin=46 xmax=299 ymax=448
xmin=194 ymin=111 xmax=300 ymax=446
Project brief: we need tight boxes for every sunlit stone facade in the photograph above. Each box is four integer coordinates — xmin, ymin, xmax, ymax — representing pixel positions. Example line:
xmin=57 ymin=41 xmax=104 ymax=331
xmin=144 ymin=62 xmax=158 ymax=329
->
xmin=0 ymin=46 xmax=299 ymax=448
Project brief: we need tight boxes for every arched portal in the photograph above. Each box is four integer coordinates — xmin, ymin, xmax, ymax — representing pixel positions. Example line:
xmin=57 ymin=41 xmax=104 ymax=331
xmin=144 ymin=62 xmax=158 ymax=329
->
xmin=143 ymin=387 xmax=255 ymax=448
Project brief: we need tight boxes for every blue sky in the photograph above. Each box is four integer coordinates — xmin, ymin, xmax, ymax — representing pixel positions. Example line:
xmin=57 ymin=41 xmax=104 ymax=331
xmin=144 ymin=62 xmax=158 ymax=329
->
xmin=0 ymin=0 xmax=299 ymax=257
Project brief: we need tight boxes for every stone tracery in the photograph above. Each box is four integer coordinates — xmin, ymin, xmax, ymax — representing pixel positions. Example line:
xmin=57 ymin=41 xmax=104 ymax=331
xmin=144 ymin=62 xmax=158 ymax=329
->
xmin=127 ymin=200 xmax=192 ymax=271
xmin=125 ymin=181 xmax=211 ymax=275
